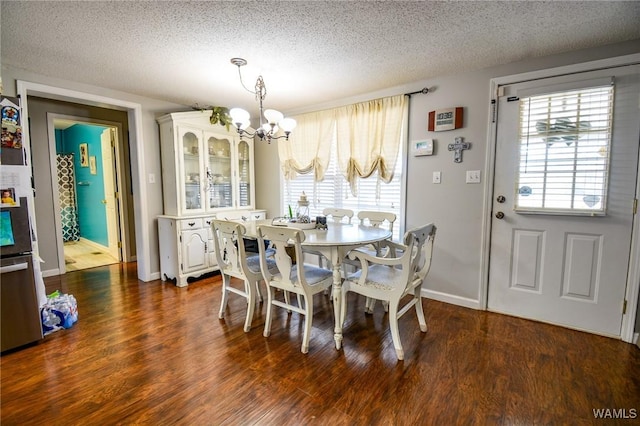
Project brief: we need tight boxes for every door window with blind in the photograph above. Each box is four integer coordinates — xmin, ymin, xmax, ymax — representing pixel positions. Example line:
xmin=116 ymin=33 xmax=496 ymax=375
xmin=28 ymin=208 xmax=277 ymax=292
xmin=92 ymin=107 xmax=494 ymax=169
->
xmin=514 ymin=81 xmax=614 ymax=215
xmin=282 ymin=138 xmax=402 ymax=240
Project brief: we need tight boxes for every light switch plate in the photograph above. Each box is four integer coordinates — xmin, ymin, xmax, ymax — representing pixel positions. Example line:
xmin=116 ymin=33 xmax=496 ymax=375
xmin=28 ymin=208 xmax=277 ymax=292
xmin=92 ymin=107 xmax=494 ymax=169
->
xmin=466 ymin=170 xmax=481 ymax=183
xmin=433 ymin=171 xmax=441 ymax=184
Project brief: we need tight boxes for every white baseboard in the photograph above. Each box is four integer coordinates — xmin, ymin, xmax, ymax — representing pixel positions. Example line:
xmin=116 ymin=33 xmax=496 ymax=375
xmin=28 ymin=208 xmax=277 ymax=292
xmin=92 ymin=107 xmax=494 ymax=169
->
xmin=634 ymin=332 xmax=639 ymax=347
xmin=79 ymin=237 xmax=110 ymax=253
xmin=421 ymin=288 xmax=480 ymax=310
xmin=42 ymin=268 xmax=61 ymax=278
xmin=147 ymin=271 xmax=161 ymax=281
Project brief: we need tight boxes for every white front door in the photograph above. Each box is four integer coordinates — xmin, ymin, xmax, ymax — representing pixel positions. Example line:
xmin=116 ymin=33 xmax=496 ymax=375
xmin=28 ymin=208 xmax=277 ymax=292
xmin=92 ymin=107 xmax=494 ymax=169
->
xmin=488 ymin=65 xmax=640 ymax=337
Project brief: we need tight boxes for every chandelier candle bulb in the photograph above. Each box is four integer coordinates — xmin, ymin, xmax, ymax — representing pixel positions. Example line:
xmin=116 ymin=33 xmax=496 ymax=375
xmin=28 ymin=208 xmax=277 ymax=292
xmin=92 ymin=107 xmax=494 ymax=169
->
xmin=264 ymin=109 xmax=284 ymax=124
xmin=262 ymin=123 xmax=276 ymax=133
xmin=279 ymin=118 xmax=297 ymax=133
xmin=230 ymin=108 xmax=250 ymax=124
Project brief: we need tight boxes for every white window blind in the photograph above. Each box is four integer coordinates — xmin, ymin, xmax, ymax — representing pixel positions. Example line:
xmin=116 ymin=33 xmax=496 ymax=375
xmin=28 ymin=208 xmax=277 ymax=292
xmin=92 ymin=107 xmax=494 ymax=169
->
xmin=515 ymin=84 xmax=614 ymax=215
xmin=283 ymin=137 xmax=402 ymax=240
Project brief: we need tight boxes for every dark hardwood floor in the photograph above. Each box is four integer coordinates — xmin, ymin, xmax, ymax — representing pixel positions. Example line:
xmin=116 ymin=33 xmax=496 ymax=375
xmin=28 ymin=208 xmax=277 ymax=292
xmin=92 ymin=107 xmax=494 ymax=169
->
xmin=1 ymin=262 xmax=639 ymax=425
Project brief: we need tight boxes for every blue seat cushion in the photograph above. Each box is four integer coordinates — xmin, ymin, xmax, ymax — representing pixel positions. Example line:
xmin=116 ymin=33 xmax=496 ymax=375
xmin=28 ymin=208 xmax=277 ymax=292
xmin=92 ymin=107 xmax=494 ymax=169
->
xmin=245 ymin=252 xmax=277 ymax=274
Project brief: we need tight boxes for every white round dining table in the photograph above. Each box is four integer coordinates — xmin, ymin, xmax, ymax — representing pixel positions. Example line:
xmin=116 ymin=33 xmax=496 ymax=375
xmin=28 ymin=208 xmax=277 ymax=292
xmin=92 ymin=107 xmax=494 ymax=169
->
xmin=300 ymin=223 xmax=392 ymax=349
xmin=243 ymin=220 xmax=391 ymax=349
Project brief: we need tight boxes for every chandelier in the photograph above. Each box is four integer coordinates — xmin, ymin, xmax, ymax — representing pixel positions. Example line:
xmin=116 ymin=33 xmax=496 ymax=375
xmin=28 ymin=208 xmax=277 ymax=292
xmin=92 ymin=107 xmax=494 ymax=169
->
xmin=228 ymin=58 xmax=296 ymax=143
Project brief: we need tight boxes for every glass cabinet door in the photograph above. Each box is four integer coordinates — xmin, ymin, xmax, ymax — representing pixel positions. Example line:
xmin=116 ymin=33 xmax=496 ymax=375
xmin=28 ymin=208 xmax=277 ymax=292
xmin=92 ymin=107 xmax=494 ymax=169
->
xmin=206 ymin=134 xmax=233 ymax=209
xmin=181 ymin=130 xmax=201 ymax=211
xmin=237 ymin=140 xmax=252 ymax=207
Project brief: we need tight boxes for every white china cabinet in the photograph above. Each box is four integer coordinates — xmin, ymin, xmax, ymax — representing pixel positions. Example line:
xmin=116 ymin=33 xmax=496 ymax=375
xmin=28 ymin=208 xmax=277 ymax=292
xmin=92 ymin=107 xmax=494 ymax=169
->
xmin=157 ymin=110 xmax=256 ymax=215
xmin=157 ymin=110 xmax=263 ymax=286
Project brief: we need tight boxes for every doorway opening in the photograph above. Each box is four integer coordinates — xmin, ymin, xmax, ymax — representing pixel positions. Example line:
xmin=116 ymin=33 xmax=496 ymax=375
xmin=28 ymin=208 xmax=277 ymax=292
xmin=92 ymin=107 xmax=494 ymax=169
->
xmin=48 ymin=114 xmax=128 ymax=273
xmin=17 ymin=80 xmax=153 ymax=282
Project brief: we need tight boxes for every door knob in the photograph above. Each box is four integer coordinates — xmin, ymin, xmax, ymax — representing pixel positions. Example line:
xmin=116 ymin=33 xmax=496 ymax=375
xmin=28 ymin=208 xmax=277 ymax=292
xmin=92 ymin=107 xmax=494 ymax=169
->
xmin=495 ymin=211 xmax=505 ymax=219
xmin=496 ymin=195 xmax=506 ymax=203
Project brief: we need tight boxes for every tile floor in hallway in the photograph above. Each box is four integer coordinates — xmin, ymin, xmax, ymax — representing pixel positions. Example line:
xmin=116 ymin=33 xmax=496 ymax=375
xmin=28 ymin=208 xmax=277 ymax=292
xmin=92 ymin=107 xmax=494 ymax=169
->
xmin=64 ymin=240 xmax=119 ymax=271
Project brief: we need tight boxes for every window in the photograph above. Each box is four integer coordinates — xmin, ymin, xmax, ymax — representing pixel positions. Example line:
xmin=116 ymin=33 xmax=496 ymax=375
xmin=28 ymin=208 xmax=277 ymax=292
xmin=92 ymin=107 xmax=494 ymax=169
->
xmin=282 ymin=137 xmax=403 ymax=240
xmin=515 ymin=84 xmax=614 ymax=215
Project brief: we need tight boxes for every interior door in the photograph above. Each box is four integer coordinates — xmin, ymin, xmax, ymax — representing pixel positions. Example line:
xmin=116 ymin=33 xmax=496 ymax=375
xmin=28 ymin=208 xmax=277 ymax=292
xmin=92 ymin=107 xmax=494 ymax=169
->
xmin=101 ymin=128 xmax=121 ymax=260
xmin=488 ymin=65 xmax=640 ymax=337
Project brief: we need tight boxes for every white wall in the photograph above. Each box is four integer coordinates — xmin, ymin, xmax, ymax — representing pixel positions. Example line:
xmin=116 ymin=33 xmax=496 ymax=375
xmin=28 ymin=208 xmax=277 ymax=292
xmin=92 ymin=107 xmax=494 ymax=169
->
xmin=3 ymin=39 xmax=638 ymax=301
xmin=254 ymin=140 xmax=281 ymax=216
xmin=258 ymin=39 xmax=640 ymax=308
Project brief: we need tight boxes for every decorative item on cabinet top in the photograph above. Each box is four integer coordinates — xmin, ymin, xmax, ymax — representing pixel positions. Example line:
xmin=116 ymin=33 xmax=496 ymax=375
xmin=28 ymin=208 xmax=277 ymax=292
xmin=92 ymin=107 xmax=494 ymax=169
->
xmin=192 ymin=105 xmax=232 ymax=131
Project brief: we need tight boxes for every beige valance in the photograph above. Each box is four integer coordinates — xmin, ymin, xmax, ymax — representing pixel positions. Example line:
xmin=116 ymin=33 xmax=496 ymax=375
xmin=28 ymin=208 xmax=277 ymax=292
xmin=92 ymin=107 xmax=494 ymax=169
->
xmin=336 ymin=95 xmax=407 ymax=195
xmin=278 ymin=94 xmax=406 ymax=197
xmin=278 ymin=109 xmax=334 ymax=181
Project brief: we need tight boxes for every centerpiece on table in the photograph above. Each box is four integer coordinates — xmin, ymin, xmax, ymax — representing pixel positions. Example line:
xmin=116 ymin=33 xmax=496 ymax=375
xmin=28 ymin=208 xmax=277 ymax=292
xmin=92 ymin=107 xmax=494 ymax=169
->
xmin=288 ymin=192 xmax=315 ymax=229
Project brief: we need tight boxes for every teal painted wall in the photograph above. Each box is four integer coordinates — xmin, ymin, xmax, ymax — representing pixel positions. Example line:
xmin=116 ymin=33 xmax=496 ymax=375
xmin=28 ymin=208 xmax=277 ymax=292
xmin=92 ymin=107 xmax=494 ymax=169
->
xmin=55 ymin=129 xmax=64 ymax=152
xmin=56 ymin=124 xmax=109 ymax=246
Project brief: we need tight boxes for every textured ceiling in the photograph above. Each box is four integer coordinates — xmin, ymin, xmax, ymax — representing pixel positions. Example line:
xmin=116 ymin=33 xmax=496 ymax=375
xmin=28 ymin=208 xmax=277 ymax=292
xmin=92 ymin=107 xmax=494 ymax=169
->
xmin=2 ymin=1 xmax=639 ymax=114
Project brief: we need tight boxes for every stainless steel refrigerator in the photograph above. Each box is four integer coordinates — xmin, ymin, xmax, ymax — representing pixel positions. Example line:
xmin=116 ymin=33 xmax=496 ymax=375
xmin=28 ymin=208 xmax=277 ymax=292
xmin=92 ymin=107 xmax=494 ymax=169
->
xmin=1 ymin=95 xmax=43 ymax=352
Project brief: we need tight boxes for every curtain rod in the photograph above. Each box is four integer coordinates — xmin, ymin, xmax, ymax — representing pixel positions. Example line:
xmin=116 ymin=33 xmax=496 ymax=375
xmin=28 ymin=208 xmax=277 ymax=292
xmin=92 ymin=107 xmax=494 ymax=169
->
xmin=404 ymin=87 xmax=430 ymax=96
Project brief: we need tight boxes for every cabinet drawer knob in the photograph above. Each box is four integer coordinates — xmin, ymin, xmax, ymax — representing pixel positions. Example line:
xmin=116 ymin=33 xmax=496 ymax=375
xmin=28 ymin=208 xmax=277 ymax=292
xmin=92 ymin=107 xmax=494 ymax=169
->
xmin=188 ymin=222 xmax=196 ymax=227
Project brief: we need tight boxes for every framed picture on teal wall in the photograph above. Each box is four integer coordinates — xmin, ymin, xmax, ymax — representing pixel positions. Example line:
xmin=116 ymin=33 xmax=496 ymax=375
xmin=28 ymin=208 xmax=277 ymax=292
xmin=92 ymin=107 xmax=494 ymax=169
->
xmin=79 ymin=143 xmax=89 ymax=167
xmin=89 ymin=156 xmax=97 ymax=175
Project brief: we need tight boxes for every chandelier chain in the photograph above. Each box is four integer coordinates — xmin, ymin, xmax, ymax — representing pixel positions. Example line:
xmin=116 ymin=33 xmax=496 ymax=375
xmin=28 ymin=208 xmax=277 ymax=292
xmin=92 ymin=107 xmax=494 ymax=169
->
xmin=255 ymin=76 xmax=267 ymax=102
xmin=236 ymin=65 xmax=257 ymax=97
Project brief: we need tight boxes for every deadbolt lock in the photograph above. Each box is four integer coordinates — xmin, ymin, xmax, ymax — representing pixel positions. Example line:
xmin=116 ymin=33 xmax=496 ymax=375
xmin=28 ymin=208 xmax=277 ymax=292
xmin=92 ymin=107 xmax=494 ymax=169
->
xmin=496 ymin=195 xmax=506 ymax=203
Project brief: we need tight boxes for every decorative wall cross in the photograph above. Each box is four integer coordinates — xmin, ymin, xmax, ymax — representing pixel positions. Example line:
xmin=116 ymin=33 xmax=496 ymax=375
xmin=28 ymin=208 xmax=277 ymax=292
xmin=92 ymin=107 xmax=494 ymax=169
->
xmin=447 ymin=137 xmax=471 ymax=163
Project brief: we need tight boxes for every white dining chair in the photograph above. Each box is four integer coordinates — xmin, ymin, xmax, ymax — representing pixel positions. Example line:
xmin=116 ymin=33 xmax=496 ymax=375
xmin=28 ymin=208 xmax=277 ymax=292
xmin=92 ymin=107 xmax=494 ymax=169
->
xmin=257 ymin=224 xmax=333 ymax=354
xmin=212 ymin=219 xmax=276 ymax=332
xmin=353 ymin=210 xmax=397 ymax=259
xmin=311 ymin=208 xmax=354 ymax=269
xmin=322 ymin=208 xmax=354 ymax=224
xmin=340 ymin=223 xmax=436 ymax=360
xmin=345 ymin=211 xmax=397 ymax=311
xmin=356 ymin=210 xmax=396 ymax=239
